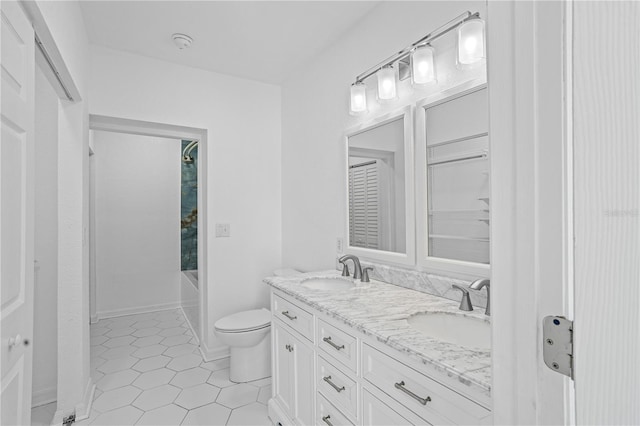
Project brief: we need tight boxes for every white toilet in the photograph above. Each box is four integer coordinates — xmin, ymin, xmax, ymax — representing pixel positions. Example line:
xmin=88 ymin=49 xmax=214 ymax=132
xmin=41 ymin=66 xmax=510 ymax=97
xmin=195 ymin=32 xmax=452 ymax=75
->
xmin=214 ymin=268 xmax=301 ymax=383
xmin=214 ymin=308 xmax=272 ymax=383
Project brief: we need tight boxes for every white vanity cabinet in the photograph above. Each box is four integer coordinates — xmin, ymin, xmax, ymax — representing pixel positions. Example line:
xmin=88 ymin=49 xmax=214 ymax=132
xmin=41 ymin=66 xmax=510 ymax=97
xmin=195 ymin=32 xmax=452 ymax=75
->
xmin=271 ymin=296 xmax=315 ymax=426
xmin=268 ymin=289 xmax=492 ymax=426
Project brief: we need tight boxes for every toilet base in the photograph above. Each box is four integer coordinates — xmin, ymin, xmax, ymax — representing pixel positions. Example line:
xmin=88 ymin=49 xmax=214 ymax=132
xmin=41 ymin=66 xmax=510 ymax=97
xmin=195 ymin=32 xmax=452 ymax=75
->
xmin=229 ymin=331 xmax=271 ymax=383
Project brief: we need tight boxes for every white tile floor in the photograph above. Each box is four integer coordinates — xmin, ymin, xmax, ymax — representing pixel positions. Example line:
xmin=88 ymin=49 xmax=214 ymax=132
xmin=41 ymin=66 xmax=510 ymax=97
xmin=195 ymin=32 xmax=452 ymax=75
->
xmin=31 ymin=309 xmax=272 ymax=426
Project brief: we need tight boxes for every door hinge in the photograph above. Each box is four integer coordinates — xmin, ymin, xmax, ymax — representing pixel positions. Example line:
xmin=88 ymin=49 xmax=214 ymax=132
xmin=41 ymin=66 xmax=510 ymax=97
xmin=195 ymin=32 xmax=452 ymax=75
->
xmin=62 ymin=413 xmax=76 ymax=426
xmin=543 ymin=316 xmax=574 ymax=379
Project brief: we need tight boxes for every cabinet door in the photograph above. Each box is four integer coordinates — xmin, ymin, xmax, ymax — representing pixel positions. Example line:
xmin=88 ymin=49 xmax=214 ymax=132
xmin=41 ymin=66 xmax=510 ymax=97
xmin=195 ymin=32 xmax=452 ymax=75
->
xmin=290 ymin=331 xmax=314 ymax=426
xmin=273 ymin=322 xmax=293 ymax=415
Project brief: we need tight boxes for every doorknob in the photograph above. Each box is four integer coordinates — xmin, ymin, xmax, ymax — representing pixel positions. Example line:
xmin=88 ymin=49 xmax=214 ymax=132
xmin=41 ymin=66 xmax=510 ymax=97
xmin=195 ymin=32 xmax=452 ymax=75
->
xmin=8 ymin=334 xmax=29 ymax=350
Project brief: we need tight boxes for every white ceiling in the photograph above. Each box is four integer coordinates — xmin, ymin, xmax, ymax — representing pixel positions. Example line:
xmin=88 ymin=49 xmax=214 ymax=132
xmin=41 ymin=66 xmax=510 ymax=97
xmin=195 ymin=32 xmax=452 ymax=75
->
xmin=79 ymin=1 xmax=381 ymax=85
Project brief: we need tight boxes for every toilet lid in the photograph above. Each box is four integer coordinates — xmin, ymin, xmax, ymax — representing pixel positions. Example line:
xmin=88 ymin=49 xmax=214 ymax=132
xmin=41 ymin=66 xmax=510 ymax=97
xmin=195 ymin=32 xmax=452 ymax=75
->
xmin=215 ymin=308 xmax=271 ymax=333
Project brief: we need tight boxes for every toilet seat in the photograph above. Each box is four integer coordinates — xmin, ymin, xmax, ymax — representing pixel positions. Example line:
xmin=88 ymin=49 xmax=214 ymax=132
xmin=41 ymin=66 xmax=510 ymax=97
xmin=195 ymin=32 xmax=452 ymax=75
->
xmin=215 ymin=308 xmax=271 ymax=333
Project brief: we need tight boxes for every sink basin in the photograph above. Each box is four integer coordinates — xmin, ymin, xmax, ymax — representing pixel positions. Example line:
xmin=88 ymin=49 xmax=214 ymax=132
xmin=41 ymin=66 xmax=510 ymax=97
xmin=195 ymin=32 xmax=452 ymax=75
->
xmin=300 ymin=277 xmax=355 ymax=291
xmin=407 ymin=312 xmax=490 ymax=350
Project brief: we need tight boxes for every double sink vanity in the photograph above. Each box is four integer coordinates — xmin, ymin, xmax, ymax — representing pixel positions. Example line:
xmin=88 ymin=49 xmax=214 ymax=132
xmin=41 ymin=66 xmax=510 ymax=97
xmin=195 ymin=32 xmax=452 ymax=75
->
xmin=266 ymin=80 xmax=492 ymax=425
xmin=264 ymin=270 xmax=492 ymax=426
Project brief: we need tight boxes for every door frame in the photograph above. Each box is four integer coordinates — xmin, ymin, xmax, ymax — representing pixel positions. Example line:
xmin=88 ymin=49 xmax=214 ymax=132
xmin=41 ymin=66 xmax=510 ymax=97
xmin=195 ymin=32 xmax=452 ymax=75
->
xmin=488 ymin=1 xmax=575 ymax=424
xmin=88 ymin=115 xmax=209 ymax=348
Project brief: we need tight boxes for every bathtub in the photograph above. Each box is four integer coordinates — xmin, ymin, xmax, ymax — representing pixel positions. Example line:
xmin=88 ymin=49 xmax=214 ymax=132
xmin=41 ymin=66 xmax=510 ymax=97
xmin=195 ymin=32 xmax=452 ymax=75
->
xmin=180 ymin=270 xmax=200 ymax=342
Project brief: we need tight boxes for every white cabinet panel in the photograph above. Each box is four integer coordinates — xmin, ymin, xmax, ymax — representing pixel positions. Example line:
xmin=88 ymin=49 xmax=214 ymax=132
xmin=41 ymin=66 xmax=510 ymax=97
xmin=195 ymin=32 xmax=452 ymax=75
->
xmin=362 ymin=344 xmax=490 ymax=425
xmin=273 ymin=322 xmax=293 ymax=416
xmin=272 ymin=293 xmax=314 ymax=343
xmin=272 ymin=319 xmax=314 ymax=426
xmin=317 ymin=319 xmax=357 ymax=372
xmin=290 ymin=331 xmax=314 ymax=426
xmin=316 ymin=392 xmax=354 ymax=426
xmin=317 ymin=355 xmax=358 ymax=420
xmin=362 ymin=388 xmax=416 ymax=426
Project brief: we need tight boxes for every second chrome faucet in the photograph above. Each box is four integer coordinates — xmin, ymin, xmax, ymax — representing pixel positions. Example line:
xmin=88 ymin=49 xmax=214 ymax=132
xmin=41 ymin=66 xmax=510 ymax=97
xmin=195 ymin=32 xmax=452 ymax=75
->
xmin=451 ymin=279 xmax=491 ymax=316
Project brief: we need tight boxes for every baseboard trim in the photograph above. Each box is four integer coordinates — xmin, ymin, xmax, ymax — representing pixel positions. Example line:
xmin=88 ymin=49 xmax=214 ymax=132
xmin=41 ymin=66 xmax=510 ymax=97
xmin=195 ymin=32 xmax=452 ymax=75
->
xmin=96 ymin=302 xmax=180 ymax=320
xmin=90 ymin=314 xmax=98 ymax=324
xmin=74 ymin=378 xmax=95 ymax=422
xmin=51 ymin=378 xmax=94 ymax=426
xmin=199 ymin=340 xmax=230 ymax=363
xmin=31 ymin=386 xmax=56 ymax=408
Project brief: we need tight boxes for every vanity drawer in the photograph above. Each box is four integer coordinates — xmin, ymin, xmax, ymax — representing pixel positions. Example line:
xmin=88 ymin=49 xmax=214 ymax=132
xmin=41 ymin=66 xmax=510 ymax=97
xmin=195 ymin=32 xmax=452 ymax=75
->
xmin=272 ymin=293 xmax=314 ymax=343
xmin=317 ymin=319 xmax=357 ymax=372
xmin=362 ymin=388 xmax=421 ymax=426
xmin=316 ymin=392 xmax=354 ymax=426
xmin=317 ymin=355 xmax=358 ymax=420
xmin=362 ymin=344 xmax=491 ymax=425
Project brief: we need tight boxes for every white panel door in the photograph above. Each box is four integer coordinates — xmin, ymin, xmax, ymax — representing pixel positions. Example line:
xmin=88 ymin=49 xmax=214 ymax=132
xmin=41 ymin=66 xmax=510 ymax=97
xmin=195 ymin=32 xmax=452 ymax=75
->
xmin=572 ymin=2 xmax=640 ymax=424
xmin=1 ymin=1 xmax=35 ymax=425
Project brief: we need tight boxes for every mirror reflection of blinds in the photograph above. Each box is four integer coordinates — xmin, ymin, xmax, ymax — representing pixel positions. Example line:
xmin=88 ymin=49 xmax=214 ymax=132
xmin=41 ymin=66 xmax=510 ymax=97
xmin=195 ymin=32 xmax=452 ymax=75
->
xmin=349 ymin=161 xmax=379 ymax=249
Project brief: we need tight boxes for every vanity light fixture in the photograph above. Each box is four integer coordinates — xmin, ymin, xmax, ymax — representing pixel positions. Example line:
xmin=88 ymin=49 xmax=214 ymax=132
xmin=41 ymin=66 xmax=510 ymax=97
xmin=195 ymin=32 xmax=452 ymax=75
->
xmin=349 ymin=81 xmax=368 ymax=115
xmin=457 ymin=17 xmax=486 ymax=67
xmin=376 ymin=65 xmax=397 ymax=101
xmin=411 ymin=44 xmax=436 ymax=85
xmin=348 ymin=11 xmax=483 ymax=113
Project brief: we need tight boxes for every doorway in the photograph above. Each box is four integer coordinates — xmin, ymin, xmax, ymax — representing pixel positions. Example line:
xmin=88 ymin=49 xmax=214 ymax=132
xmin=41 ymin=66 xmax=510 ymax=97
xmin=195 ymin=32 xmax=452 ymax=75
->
xmin=87 ymin=117 xmax=208 ymax=352
xmin=30 ymin=45 xmax=62 ymax=425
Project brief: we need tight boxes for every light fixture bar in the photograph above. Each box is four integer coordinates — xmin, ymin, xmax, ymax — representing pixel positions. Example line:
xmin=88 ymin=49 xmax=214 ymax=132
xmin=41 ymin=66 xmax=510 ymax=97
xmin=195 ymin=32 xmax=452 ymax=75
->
xmin=354 ymin=11 xmax=478 ymax=83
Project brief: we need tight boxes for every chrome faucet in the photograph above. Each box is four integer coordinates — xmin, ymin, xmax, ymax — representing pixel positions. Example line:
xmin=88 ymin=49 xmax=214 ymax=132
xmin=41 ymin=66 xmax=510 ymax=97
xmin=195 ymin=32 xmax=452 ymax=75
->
xmin=451 ymin=284 xmax=473 ymax=311
xmin=338 ymin=254 xmax=362 ymax=280
xmin=469 ymin=278 xmax=490 ymax=316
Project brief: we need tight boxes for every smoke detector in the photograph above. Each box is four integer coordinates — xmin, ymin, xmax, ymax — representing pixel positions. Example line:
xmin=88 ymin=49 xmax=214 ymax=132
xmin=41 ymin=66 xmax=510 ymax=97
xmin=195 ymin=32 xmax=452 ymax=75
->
xmin=172 ymin=33 xmax=193 ymax=50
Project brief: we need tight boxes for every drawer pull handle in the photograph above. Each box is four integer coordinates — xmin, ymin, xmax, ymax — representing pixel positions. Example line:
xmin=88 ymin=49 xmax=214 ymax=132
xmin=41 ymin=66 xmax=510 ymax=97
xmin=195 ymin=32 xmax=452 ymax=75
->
xmin=323 ymin=375 xmax=345 ymax=393
xmin=323 ymin=336 xmax=345 ymax=351
xmin=281 ymin=310 xmax=297 ymax=320
xmin=394 ymin=381 xmax=432 ymax=405
xmin=322 ymin=415 xmax=334 ymax=426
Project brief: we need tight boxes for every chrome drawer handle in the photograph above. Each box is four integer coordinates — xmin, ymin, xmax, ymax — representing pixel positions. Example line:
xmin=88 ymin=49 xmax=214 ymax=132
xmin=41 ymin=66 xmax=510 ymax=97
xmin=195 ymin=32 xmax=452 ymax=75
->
xmin=323 ymin=375 xmax=345 ymax=393
xmin=394 ymin=381 xmax=432 ymax=405
xmin=322 ymin=336 xmax=345 ymax=351
xmin=322 ymin=415 xmax=334 ymax=426
xmin=281 ymin=310 xmax=297 ymax=320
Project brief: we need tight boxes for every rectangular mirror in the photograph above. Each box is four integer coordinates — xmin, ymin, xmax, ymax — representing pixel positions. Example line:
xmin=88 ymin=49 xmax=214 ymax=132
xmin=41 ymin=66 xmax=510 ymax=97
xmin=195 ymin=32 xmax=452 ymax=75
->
xmin=344 ymin=106 xmax=415 ymax=265
xmin=416 ymin=85 xmax=490 ymax=278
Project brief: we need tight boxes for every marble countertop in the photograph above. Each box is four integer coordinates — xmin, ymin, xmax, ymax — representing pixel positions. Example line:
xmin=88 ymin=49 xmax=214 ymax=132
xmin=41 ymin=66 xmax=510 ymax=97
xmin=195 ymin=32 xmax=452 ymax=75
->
xmin=264 ymin=270 xmax=492 ymax=400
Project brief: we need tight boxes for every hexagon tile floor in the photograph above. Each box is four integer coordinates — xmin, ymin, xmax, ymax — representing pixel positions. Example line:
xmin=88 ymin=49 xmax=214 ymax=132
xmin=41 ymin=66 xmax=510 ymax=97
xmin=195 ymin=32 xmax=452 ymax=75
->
xmin=31 ymin=309 xmax=272 ymax=426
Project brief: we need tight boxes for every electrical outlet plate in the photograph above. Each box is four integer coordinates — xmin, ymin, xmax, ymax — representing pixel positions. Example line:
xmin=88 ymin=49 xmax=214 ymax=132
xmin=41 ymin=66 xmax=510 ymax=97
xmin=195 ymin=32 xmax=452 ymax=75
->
xmin=336 ymin=238 xmax=344 ymax=253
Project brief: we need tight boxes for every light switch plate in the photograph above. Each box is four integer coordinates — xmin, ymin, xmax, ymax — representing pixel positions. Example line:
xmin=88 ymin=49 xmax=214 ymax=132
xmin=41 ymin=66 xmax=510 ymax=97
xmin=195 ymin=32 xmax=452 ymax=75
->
xmin=215 ymin=223 xmax=230 ymax=237
xmin=336 ymin=238 xmax=344 ymax=253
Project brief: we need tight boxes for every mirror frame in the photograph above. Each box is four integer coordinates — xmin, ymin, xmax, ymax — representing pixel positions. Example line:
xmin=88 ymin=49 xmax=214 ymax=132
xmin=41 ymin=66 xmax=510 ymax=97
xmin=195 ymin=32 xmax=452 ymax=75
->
xmin=343 ymin=105 xmax=416 ymax=266
xmin=415 ymin=84 xmax=490 ymax=278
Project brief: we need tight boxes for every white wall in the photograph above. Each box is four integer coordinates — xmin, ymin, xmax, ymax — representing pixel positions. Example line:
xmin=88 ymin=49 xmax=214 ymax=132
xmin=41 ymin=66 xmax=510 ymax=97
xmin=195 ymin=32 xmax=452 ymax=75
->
xmin=32 ymin=65 xmax=59 ymax=407
xmin=89 ymin=46 xmax=282 ymax=355
xmin=281 ymin=1 xmax=486 ymax=271
xmin=93 ymin=131 xmax=181 ymax=317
